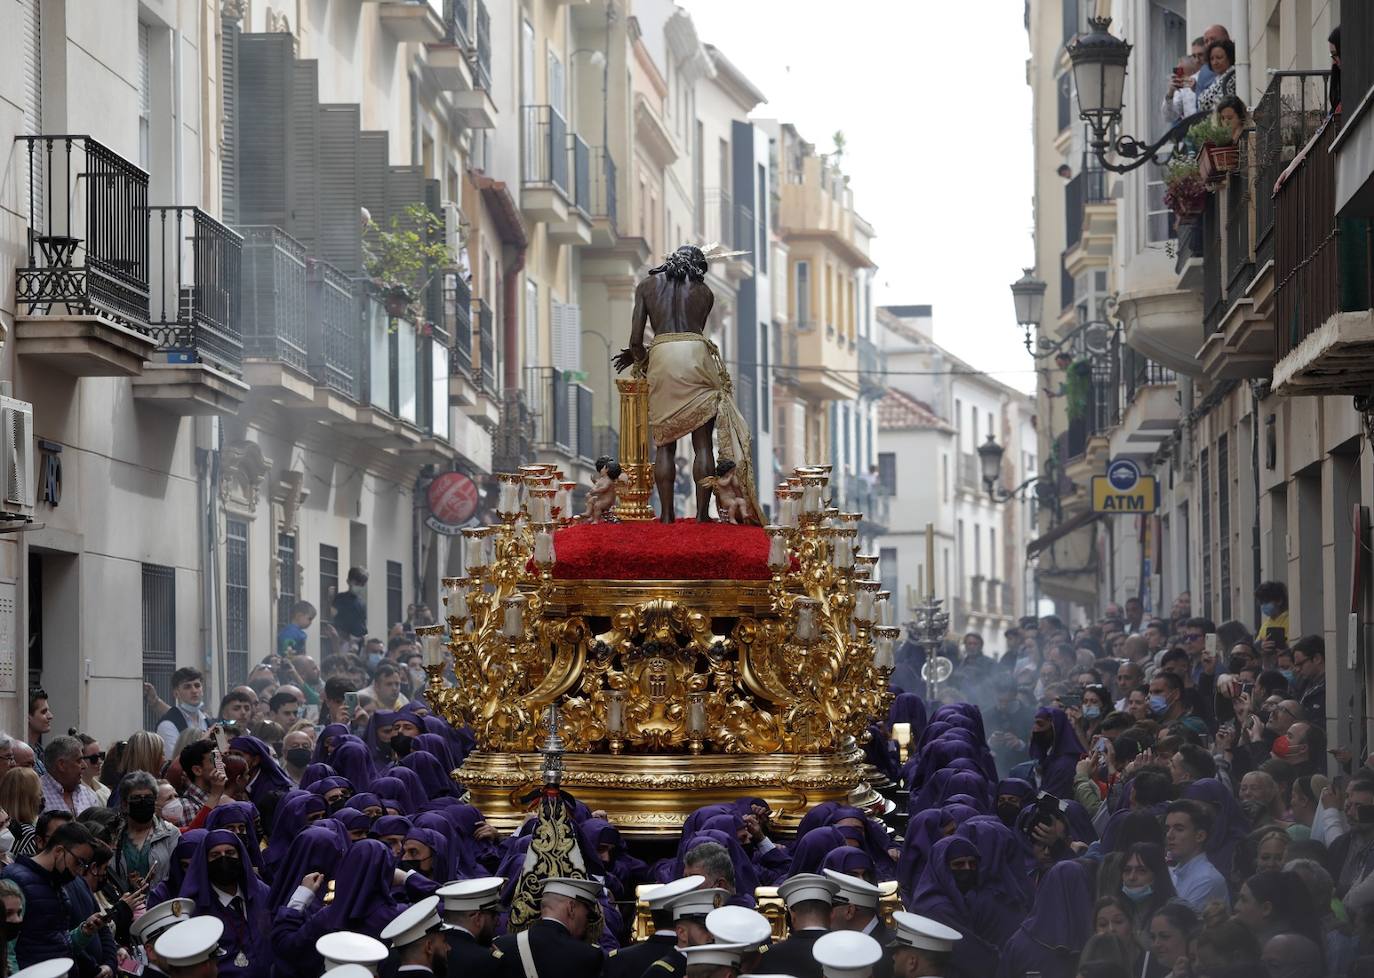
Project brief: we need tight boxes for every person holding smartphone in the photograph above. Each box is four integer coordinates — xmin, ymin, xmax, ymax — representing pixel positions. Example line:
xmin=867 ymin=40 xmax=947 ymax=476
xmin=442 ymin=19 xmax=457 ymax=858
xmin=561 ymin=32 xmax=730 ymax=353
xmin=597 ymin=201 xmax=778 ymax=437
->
xmin=1256 ymin=580 xmax=1291 ymax=664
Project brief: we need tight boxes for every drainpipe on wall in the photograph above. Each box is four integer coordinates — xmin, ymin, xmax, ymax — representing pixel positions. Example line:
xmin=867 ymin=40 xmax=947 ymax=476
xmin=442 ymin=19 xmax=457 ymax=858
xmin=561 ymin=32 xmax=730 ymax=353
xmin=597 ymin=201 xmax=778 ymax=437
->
xmin=504 ymin=246 xmax=527 ymax=392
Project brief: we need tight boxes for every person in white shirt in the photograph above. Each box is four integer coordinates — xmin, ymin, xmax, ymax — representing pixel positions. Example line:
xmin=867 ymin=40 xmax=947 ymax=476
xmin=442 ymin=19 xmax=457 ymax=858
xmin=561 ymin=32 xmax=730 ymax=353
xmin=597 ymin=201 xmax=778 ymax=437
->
xmin=1165 ymin=799 xmax=1231 ymax=912
xmin=155 ymin=668 xmax=211 ymax=758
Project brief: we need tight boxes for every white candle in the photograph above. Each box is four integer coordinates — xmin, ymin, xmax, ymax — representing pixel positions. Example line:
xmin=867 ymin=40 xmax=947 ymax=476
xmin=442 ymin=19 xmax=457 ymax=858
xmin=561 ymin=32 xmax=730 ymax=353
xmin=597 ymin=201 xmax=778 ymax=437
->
xmin=877 ymin=591 xmax=891 ymax=625
xmin=606 ymin=691 xmax=625 ymax=734
xmin=795 ymin=598 xmax=817 ymax=642
xmin=464 ymin=531 xmax=485 ymax=568
xmin=802 ymin=481 xmax=822 ymax=515
xmin=534 ymin=528 xmax=555 ymax=565
xmin=874 ymin=633 xmax=894 ymax=670
xmin=687 ymin=696 xmax=707 ymax=735
xmin=502 ymin=595 xmax=525 ymax=639
xmin=445 ymin=579 xmax=469 ymax=620
xmin=766 ymin=528 xmax=788 ymax=570
xmin=832 ymin=535 xmax=854 ymax=570
xmin=855 ymin=585 xmax=876 ymax=623
xmin=421 ymin=632 xmax=444 ymax=667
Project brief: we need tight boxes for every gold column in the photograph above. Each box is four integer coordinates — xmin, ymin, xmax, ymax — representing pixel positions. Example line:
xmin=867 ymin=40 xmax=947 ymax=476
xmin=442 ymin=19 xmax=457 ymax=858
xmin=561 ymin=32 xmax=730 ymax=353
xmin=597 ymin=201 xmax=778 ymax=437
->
xmin=614 ymin=377 xmax=655 ymax=521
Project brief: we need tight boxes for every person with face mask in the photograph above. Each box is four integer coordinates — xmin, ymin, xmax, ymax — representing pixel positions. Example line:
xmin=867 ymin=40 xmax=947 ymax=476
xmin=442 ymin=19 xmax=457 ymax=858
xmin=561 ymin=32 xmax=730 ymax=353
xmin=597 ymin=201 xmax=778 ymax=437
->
xmin=331 ymin=567 xmax=370 ymax=645
xmin=178 ymin=829 xmax=271 ymax=978
xmin=1255 ymin=581 xmax=1290 ymax=663
xmin=281 ymin=729 xmax=314 ymax=785
xmin=1024 ymin=707 xmax=1087 ymax=799
xmin=1328 ymin=774 xmax=1374 ymax=898
xmin=0 ymin=821 xmax=101 ymax=973
xmin=110 ymin=771 xmax=178 ymax=892
xmin=910 ymin=836 xmax=999 ymax=978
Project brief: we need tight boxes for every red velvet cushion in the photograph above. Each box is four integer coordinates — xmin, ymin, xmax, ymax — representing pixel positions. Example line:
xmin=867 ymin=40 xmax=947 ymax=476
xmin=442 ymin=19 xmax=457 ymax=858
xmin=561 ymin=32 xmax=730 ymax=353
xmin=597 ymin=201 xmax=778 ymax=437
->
xmin=552 ymin=521 xmax=771 ymax=581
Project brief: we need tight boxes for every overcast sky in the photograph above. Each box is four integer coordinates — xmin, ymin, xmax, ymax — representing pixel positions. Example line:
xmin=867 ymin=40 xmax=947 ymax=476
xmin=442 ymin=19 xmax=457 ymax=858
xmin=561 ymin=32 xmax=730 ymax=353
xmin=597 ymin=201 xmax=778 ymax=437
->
xmin=681 ymin=0 xmax=1038 ymax=393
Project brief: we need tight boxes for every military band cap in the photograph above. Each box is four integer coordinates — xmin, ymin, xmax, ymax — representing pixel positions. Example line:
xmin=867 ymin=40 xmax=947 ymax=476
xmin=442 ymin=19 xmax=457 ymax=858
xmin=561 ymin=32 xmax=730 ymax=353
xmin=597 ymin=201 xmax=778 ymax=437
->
xmin=813 ymin=930 xmax=883 ymax=978
xmin=155 ymin=917 xmax=224 ymax=968
xmin=890 ymin=911 xmax=962 ymax=952
xmin=316 ymin=930 xmax=389 ymax=968
xmin=437 ymin=876 xmax=506 ymax=913
xmin=662 ymin=885 xmax=726 ymax=920
xmin=822 ymin=869 xmax=882 ymax=909
xmin=682 ymin=942 xmax=751 ymax=966
xmin=131 ymin=898 xmax=194 ymax=943
xmin=320 ymin=966 xmax=375 ymax=978
xmin=10 ymin=959 xmax=73 ymax=978
xmin=777 ymin=873 xmax=840 ymax=907
xmin=643 ymin=874 xmax=706 ymax=909
xmin=541 ymin=876 xmax=601 ymax=904
xmin=705 ymin=905 xmax=772 ymax=948
xmin=381 ymin=896 xmax=448 ymax=947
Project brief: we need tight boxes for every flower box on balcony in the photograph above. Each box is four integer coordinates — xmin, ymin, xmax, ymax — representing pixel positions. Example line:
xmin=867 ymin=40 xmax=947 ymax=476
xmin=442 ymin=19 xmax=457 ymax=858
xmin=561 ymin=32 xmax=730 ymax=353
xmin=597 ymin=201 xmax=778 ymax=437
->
xmin=1199 ymin=142 xmax=1240 ymax=185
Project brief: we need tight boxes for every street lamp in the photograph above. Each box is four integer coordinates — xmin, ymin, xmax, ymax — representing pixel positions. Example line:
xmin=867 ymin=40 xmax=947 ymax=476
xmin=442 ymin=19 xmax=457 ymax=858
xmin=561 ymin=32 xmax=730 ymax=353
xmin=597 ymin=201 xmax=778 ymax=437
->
xmin=977 ymin=434 xmax=1061 ymax=517
xmin=1010 ymin=269 xmax=1047 ymax=354
xmin=1067 ymin=16 xmax=1206 ymax=173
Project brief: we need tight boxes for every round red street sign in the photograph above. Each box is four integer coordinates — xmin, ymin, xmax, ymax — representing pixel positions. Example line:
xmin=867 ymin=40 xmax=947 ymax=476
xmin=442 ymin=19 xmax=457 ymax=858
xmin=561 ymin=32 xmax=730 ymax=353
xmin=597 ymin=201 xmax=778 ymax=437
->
xmin=427 ymin=471 xmax=479 ymax=529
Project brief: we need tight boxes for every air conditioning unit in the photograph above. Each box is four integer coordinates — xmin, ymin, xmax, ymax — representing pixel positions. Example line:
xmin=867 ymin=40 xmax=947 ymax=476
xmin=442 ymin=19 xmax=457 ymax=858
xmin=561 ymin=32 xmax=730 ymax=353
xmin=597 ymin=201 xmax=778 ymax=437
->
xmin=0 ymin=397 xmax=34 ymax=519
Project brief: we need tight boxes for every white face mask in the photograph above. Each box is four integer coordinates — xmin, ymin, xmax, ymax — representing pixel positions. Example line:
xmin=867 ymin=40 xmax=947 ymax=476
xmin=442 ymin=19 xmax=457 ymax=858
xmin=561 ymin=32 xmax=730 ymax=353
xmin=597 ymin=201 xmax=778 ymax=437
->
xmin=0 ymin=828 xmax=15 ymax=854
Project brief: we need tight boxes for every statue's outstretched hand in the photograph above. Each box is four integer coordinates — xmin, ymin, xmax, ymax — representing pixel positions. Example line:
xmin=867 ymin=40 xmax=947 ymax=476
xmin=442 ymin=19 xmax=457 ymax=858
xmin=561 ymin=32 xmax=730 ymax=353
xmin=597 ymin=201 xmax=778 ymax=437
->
xmin=612 ymin=345 xmax=647 ymax=374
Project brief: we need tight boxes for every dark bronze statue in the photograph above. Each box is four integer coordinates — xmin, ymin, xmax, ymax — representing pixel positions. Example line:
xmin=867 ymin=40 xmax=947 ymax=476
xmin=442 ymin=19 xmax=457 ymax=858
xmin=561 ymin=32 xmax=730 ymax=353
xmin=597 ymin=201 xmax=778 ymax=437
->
xmin=613 ymin=246 xmax=762 ymax=524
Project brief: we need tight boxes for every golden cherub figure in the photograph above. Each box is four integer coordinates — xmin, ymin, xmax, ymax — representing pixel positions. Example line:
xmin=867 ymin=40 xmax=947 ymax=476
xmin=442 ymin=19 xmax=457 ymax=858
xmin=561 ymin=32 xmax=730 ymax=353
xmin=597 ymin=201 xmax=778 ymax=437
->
xmin=585 ymin=460 xmax=622 ymax=523
xmin=699 ymin=459 xmax=750 ymax=524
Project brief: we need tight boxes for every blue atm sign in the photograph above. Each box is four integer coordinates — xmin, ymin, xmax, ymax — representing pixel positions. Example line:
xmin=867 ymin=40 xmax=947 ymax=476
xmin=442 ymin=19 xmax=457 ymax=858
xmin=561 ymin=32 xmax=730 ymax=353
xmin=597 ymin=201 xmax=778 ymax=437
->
xmin=1091 ymin=459 xmax=1158 ymax=514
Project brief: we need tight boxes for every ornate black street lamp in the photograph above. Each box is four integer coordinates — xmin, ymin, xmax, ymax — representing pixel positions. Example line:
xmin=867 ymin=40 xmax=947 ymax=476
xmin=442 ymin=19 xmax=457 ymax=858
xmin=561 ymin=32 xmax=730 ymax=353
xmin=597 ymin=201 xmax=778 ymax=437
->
xmin=1067 ymin=16 xmax=1206 ymax=173
xmin=977 ymin=434 xmax=1061 ymax=519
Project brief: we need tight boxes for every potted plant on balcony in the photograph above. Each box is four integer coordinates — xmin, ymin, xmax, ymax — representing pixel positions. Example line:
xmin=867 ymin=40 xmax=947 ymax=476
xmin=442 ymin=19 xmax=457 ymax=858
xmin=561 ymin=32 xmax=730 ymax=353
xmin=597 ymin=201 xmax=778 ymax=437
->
xmin=1188 ymin=117 xmax=1240 ymax=184
xmin=1062 ymin=358 xmax=1093 ymax=421
xmin=364 ymin=203 xmax=453 ymax=324
xmin=1163 ymin=159 xmax=1206 ymax=222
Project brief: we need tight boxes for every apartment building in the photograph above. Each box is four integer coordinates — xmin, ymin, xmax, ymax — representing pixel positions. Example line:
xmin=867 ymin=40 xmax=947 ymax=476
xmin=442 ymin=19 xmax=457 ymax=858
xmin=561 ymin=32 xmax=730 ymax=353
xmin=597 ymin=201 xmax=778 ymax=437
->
xmin=875 ymin=306 xmax=1038 ymax=650
xmin=1026 ymin=0 xmax=1373 ymax=750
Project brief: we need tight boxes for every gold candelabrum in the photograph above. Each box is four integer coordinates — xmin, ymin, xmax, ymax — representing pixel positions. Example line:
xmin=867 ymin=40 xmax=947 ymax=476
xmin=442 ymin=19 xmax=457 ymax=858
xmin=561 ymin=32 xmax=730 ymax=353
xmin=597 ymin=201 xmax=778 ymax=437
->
xmin=430 ymin=463 xmax=899 ymax=836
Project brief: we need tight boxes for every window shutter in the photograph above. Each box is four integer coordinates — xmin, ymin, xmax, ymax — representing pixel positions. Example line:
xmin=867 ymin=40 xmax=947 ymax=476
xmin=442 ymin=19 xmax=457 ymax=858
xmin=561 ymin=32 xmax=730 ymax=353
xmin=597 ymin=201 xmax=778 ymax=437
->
xmin=524 ymin=281 xmax=539 ymax=369
xmin=550 ymin=300 xmax=565 ymax=372
xmin=287 ymin=60 xmax=321 ymax=252
xmin=386 ymin=166 xmax=427 ymax=233
xmin=564 ymin=303 xmax=581 ymax=373
xmin=316 ymin=104 xmax=362 ymax=275
xmin=220 ymin=15 xmax=237 ymax=223
xmin=22 ymin=0 xmax=43 ymax=229
xmin=236 ymin=33 xmax=294 ymax=228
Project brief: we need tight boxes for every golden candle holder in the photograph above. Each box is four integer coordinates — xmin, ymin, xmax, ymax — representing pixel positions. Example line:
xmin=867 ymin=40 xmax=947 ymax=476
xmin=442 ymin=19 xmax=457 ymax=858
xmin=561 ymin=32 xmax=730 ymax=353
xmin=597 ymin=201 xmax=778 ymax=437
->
xmin=613 ymin=377 xmax=655 ymax=522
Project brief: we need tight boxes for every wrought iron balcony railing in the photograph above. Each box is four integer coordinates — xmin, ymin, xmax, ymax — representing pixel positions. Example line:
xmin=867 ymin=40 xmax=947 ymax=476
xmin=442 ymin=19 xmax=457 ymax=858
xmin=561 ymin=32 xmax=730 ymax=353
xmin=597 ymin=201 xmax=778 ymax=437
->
xmin=571 ymin=133 xmax=591 ymax=215
xmin=589 ymin=147 xmax=618 ymax=228
xmin=473 ymin=297 xmax=495 ymax=394
xmin=527 ymin=366 xmax=581 ymax=456
xmin=472 ymin=0 xmax=492 ymax=90
xmin=1255 ymin=70 xmax=1332 ymax=272
xmin=239 ymin=225 xmax=309 ymax=372
xmin=16 ymin=135 xmax=150 ymax=331
xmin=306 ymin=259 xmax=359 ymax=399
xmin=702 ymin=188 xmax=754 ymax=252
xmin=446 ymin=273 xmax=473 ymax=376
xmin=443 ymin=0 xmax=471 ymax=48
xmin=522 ymin=105 xmax=569 ymax=198
xmin=148 ymin=205 xmax=242 ymax=374
xmin=858 ymin=335 xmax=885 ymax=396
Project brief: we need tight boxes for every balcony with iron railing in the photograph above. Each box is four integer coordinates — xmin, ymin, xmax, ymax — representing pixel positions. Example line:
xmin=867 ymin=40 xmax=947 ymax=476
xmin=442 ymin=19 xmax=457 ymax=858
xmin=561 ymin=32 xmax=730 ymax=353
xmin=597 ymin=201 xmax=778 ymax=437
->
xmin=526 ymin=366 xmax=595 ymax=461
xmin=1271 ymin=97 xmax=1374 ymax=395
xmin=857 ymin=335 xmax=885 ymax=397
xmin=14 ymin=134 xmax=159 ymax=376
xmin=587 ymin=147 xmax=618 ymax=233
xmin=306 ymin=258 xmax=359 ymax=401
xmin=957 ymin=453 xmax=980 ymax=494
xmin=130 ymin=205 xmax=248 ymax=414
xmin=239 ymin=225 xmax=310 ymax=376
xmin=493 ymin=387 xmax=533 ymax=471
xmin=522 ymin=105 xmax=570 ymax=206
xmin=147 ymin=206 xmax=242 ymax=375
xmin=472 ymin=0 xmax=491 ymax=90
xmin=701 ymin=188 xmax=755 ymax=281
xmin=446 ymin=273 xmax=473 ymax=377
xmin=472 ymin=297 xmax=495 ymax=394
